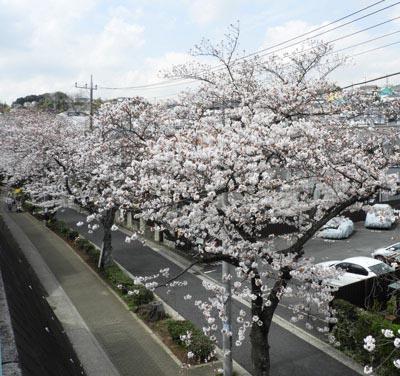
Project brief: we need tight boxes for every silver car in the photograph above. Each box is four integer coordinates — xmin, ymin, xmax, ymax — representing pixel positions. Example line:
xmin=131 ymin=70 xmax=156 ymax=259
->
xmin=371 ymin=242 xmax=400 ymax=265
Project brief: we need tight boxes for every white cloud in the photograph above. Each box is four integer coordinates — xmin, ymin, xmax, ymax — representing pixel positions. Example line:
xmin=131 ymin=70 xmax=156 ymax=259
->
xmin=90 ymin=17 xmax=145 ymax=67
xmin=0 ymin=1 xmax=146 ymax=103
xmin=2 ymin=0 xmax=400 ymax=104
xmin=185 ymin=0 xmax=233 ymax=25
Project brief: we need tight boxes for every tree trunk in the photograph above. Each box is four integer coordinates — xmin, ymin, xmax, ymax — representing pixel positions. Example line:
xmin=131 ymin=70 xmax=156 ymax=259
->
xmin=250 ymin=273 xmax=286 ymax=376
xmin=98 ymin=208 xmax=116 ymax=269
xmin=250 ymin=273 xmax=272 ymax=376
xmin=250 ymin=317 xmax=270 ymax=376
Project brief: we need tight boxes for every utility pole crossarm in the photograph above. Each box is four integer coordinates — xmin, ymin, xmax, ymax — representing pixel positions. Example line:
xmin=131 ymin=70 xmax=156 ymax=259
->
xmin=74 ymin=74 xmax=98 ymax=130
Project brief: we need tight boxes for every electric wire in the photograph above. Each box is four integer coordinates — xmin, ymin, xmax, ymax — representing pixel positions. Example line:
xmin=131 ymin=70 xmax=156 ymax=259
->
xmin=98 ymin=0 xmax=395 ymax=90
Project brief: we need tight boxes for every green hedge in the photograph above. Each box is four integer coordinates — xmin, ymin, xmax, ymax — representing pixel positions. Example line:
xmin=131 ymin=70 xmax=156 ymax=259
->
xmin=46 ymin=218 xmax=98 ymax=262
xmin=166 ymin=319 xmax=215 ymax=362
xmin=167 ymin=320 xmax=196 ymax=342
xmin=104 ymin=264 xmax=154 ymax=308
xmin=22 ymin=202 xmax=38 ymax=213
xmin=333 ymin=299 xmax=400 ymax=376
xmin=46 ymin=219 xmax=80 ymax=242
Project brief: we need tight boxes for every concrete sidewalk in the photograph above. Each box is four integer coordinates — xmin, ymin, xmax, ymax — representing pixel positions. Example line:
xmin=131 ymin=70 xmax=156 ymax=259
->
xmin=2 ymin=210 xmax=198 ymax=376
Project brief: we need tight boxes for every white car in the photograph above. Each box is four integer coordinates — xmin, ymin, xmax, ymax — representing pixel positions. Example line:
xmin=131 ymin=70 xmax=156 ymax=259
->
xmin=365 ymin=204 xmax=396 ymax=229
xmin=317 ymin=256 xmax=394 ymax=287
xmin=317 ymin=217 xmax=354 ymax=239
xmin=371 ymin=242 xmax=400 ymax=265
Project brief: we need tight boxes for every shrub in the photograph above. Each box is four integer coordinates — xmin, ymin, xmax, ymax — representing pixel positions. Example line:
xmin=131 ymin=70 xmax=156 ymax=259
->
xmin=188 ymin=332 xmax=215 ymax=362
xmin=166 ymin=319 xmax=214 ymax=362
xmin=46 ymin=218 xmax=58 ymax=231
xmin=67 ymin=229 xmax=79 ymax=241
xmin=129 ymin=285 xmax=154 ymax=307
xmin=75 ymin=237 xmax=96 ymax=255
xmin=104 ymin=264 xmax=133 ymax=287
xmin=23 ymin=202 xmax=37 ymax=213
xmin=52 ymin=220 xmax=67 ymax=235
xmin=166 ymin=320 xmax=197 ymax=343
xmin=333 ymin=299 xmax=400 ymax=375
xmin=75 ymin=237 xmax=88 ymax=250
xmin=59 ymin=225 xmax=70 ymax=237
xmin=104 ymin=264 xmax=154 ymax=308
xmin=86 ymin=246 xmax=99 ymax=263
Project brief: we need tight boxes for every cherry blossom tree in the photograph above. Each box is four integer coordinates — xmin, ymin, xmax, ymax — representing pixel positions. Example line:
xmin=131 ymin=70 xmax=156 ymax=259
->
xmin=126 ymin=26 xmax=400 ymax=375
xmin=2 ymin=25 xmax=400 ymax=376
xmin=79 ymin=97 xmax=164 ymax=267
xmin=0 ymin=109 xmax=83 ymax=211
xmin=0 ymin=99 xmax=164 ymax=269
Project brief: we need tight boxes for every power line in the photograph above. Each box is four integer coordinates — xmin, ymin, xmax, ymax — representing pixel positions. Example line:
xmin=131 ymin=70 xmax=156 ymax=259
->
xmin=235 ymin=0 xmax=400 ymax=61
xmin=269 ymin=19 xmax=400 ymax=68
xmin=341 ymin=71 xmax=400 ymax=89
xmin=75 ymin=75 xmax=97 ymax=130
xmin=350 ymin=39 xmax=400 ymax=57
xmin=331 ymin=29 xmax=400 ymax=55
xmin=314 ymin=15 xmax=400 ymax=52
xmin=99 ymin=25 xmax=400 ymax=93
xmin=146 ymin=71 xmax=400 ymax=102
xmin=98 ymin=0 xmax=393 ymax=91
xmin=141 ymin=69 xmax=400 ymax=103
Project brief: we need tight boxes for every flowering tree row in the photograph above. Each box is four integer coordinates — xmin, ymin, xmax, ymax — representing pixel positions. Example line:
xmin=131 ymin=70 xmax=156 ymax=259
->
xmin=1 ymin=25 xmax=400 ymax=375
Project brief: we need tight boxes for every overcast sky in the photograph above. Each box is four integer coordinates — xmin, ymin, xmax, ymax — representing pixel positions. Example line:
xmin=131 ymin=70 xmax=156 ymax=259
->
xmin=1 ymin=0 xmax=400 ymax=104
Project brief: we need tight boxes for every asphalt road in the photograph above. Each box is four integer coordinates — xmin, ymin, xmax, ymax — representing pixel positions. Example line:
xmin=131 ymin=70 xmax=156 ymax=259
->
xmin=56 ymin=208 xmax=358 ymax=376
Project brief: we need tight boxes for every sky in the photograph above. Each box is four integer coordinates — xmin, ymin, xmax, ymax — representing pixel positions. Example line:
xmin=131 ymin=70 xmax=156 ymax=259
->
xmin=1 ymin=0 xmax=400 ymax=104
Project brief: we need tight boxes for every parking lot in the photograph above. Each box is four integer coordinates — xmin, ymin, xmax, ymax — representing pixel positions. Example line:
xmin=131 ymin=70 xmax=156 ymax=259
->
xmin=304 ymin=221 xmax=400 ymax=262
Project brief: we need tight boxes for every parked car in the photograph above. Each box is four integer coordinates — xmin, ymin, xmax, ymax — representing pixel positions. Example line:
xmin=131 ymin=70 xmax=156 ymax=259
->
xmin=371 ymin=242 xmax=400 ymax=265
xmin=365 ymin=204 xmax=396 ymax=229
xmin=316 ymin=256 xmax=394 ymax=287
xmin=317 ymin=216 xmax=354 ymax=239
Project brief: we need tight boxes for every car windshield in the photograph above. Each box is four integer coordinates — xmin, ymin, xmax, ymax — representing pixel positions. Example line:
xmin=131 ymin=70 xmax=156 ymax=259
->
xmin=369 ymin=263 xmax=393 ymax=275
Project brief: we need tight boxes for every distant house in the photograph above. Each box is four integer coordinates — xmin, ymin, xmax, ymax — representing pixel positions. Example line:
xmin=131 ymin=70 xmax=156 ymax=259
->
xmin=380 ymin=87 xmax=395 ymax=97
xmin=358 ymin=85 xmax=380 ymax=96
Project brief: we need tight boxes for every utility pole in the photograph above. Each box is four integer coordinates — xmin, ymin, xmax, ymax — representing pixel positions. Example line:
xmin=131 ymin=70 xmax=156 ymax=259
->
xmin=75 ymin=75 xmax=97 ymax=130
xmin=222 ymin=261 xmax=233 ymax=376
xmin=221 ymin=100 xmax=233 ymax=375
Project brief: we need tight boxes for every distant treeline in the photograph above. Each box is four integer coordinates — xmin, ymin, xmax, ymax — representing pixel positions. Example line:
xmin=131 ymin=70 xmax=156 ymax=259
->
xmin=12 ymin=92 xmax=71 ymax=112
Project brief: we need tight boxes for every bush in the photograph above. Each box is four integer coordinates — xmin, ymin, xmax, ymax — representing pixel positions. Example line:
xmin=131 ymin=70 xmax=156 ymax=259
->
xmin=86 ymin=246 xmax=99 ymax=262
xmin=105 ymin=264 xmax=133 ymax=287
xmin=59 ymin=225 xmax=70 ymax=237
xmin=75 ymin=237 xmax=89 ymax=250
xmin=129 ymin=285 xmax=154 ymax=307
xmin=46 ymin=218 xmax=58 ymax=230
xmin=166 ymin=319 xmax=214 ymax=362
xmin=46 ymin=219 xmax=69 ymax=236
xmin=333 ymin=299 xmax=400 ymax=375
xmin=188 ymin=332 xmax=215 ymax=362
xmin=50 ymin=220 xmax=67 ymax=234
xmin=167 ymin=320 xmax=197 ymax=343
xmin=104 ymin=264 xmax=154 ymax=308
xmin=67 ymin=229 xmax=79 ymax=241
xmin=23 ymin=202 xmax=37 ymax=213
